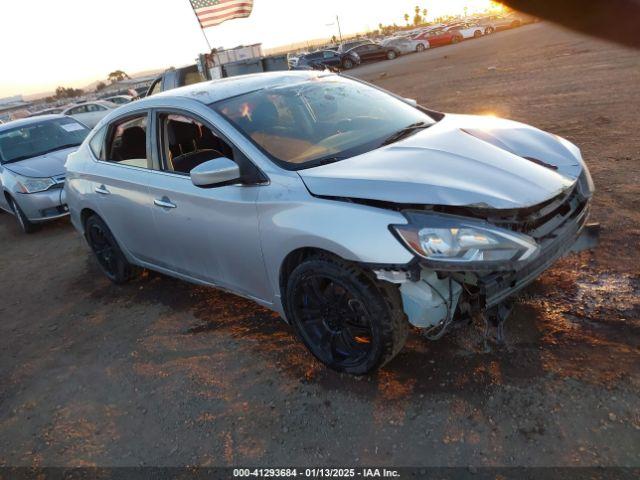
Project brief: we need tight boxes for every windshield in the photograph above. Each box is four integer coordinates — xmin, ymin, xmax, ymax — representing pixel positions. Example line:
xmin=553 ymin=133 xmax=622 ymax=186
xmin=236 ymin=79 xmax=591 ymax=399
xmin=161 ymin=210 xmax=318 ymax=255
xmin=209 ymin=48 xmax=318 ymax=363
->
xmin=212 ymin=76 xmax=436 ymax=169
xmin=0 ymin=117 xmax=89 ymax=164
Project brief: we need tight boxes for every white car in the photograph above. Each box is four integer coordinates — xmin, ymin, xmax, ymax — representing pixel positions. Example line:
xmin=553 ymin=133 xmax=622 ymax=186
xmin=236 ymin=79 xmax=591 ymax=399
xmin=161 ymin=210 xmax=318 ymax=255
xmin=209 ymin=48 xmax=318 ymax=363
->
xmin=381 ymin=36 xmax=430 ymax=54
xmin=104 ymin=95 xmax=134 ymax=105
xmin=62 ymin=101 xmax=118 ymax=129
xmin=448 ymin=23 xmax=485 ymax=39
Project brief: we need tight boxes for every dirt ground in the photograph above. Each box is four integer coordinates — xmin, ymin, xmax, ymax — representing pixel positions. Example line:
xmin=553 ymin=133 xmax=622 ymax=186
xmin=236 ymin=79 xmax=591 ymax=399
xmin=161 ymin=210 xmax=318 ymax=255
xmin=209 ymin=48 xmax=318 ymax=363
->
xmin=0 ymin=23 xmax=638 ymax=469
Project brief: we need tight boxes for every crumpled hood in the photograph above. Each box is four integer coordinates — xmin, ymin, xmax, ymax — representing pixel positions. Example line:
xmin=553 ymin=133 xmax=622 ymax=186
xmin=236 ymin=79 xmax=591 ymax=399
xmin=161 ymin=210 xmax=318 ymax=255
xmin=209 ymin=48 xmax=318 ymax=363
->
xmin=4 ymin=146 xmax=76 ymax=178
xmin=298 ymin=114 xmax=583 ymax=209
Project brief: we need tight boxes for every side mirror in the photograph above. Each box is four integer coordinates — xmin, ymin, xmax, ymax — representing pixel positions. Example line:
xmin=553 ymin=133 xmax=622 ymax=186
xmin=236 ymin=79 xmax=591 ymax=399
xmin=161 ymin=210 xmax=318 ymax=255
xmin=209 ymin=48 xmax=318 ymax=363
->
xmin=404 ymin=98 xmax=418 ymax=107
xmin=190 ymin=157 xmax=241 ymax=188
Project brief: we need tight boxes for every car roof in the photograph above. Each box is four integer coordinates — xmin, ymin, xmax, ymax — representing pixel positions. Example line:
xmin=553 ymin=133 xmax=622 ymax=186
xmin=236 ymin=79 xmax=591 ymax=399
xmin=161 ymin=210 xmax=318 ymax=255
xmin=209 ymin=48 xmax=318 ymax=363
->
xmin=146 ymin=71 xmax=329 ymax=105
xmin=63 ymin=100 xmax=115 ymax=111
xmin=0 ymin=114 xmax=68 ymax=132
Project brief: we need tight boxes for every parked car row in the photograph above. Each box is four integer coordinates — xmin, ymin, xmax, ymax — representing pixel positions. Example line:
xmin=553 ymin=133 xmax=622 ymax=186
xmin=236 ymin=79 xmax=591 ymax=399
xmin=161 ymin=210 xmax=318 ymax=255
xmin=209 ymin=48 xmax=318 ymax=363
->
xmin=294 ymin=40 xmax=402 ymax=71
xmin=291 ymin=12 xmax=535 ymax=72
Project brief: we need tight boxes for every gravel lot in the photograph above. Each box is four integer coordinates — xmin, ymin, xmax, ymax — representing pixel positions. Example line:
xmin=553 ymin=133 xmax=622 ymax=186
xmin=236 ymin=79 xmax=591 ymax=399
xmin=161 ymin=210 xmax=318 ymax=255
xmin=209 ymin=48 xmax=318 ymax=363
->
xmin=0 ymin=22 xmax=638 ymax=468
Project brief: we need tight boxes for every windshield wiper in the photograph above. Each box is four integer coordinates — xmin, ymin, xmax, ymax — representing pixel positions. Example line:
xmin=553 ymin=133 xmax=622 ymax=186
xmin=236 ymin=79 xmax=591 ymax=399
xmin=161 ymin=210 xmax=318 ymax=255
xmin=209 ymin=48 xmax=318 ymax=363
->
xmin=380 ymin=121 xmax=431 ymax=146
xmin=3 ymin=143 xmax=81 ymax=164
xmin=307 ymin=156 xmax=348 ymax=168
xmin=38 ymin=143 xmax=82 ymax=155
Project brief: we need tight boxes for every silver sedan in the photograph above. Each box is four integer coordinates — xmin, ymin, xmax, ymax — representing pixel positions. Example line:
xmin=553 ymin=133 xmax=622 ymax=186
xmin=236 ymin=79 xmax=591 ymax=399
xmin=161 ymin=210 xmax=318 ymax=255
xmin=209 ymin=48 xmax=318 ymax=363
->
xmin=381 ymin=35 xmax=430 ymax=54
xmin=64 ymin=72 xmax=597 ymax=374
xmin=62 ymin=101 xmax=118 ymax=128
xmin=0 ymin=115 xmax=90 ymax=233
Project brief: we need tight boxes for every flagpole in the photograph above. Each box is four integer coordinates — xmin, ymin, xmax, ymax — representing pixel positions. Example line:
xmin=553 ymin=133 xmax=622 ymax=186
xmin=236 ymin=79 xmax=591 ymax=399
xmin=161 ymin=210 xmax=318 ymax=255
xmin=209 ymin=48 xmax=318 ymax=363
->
xmin=189 ymin=1 xmax=213 ymax=51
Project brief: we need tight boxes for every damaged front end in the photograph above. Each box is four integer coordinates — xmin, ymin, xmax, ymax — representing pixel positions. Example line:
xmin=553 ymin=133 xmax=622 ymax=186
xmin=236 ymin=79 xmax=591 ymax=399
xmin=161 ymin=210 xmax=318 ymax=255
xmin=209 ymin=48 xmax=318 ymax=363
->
xmin=374 ymin=171 xmax=599 ymax=340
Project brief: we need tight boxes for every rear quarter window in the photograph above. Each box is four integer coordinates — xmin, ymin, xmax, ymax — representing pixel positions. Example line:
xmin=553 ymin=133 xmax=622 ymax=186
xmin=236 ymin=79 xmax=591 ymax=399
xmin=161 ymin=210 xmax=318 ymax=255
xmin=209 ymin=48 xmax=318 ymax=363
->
xmin=89 ymin=126 xmax=107 ymax=160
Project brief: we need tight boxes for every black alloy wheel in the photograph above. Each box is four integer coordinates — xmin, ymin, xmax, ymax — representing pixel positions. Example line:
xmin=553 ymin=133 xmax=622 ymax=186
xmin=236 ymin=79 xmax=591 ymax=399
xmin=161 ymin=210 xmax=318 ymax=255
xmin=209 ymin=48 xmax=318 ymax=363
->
xmin=285 ymin=256 xmax=408 ymax=374
xmin=85 ymin=215 xmax=135 ymax=284
xmin=342 ymin=58 xmax=354 ymax=70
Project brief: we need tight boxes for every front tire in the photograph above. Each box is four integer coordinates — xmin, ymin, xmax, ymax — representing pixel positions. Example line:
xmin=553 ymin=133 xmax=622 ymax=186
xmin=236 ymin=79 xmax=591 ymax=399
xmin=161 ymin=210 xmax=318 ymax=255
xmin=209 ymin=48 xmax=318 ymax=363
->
xmin=451 ymin=35 xmax=461 ymax=44
xmin=10 ymin=198 xmax=37 ymax=234
xmin=342 ymin=58 xmax=354 ymax=70
xmin=416 ymin=43 xmax=426 ymax=52
xmin=386 ymin=50 xmax=398 ymax=60
xmin=474 ymin=30 xmax=482 ymax=38
xmin=485 ymin=26 xmax=494 ymax=34
xmin=85 ymin=214 xmax=137 ymax=284
xmin=285 ymin=255 xmax=408 ymax=375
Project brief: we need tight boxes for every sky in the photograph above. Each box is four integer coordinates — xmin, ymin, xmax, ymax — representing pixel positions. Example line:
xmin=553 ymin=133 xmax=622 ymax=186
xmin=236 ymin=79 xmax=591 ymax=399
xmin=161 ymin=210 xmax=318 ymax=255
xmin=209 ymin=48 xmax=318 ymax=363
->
xmin=0 ymin=0 xmax=495 ymax=97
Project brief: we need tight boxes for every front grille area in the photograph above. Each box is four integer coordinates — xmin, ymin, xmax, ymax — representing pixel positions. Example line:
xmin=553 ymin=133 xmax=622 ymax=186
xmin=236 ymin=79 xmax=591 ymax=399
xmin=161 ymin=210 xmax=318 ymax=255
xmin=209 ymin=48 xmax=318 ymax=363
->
xmin=487 ymin=185 xmax=588 ymax=245
xmin=48 ymin=175 xmax=66 ymax=190
xmin=40 ymin=204 xmax=69 ymax=218
xmin=479 ymin=184 xmax=591 ymax=306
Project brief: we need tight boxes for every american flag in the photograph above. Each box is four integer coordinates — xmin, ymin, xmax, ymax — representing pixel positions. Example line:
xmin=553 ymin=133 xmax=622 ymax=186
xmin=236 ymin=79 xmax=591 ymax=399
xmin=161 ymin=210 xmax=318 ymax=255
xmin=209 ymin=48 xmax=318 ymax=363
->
xmin=190 ymin=0 xmax=254 ymax=28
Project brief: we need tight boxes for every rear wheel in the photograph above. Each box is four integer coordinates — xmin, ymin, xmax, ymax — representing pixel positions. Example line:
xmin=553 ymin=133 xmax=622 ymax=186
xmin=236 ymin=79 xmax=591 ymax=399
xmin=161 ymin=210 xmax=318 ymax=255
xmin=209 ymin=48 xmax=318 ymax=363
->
xmin=386 ymin=50 xmax=397 ymax=60
xmin=85 ymin=214 xmax=137 ymax=284
xmin=485 ymin=26 xmax=494 ymax=34
xmin=10 ymin=198 xmax=37 ymax=234
xmin=451 ymin=35 xmax=462 ymax=44
xmin=342 ymin=58 xmax=354 ymax=70
xmin=285 ymin=255 xmax=408 ymax=375
xmin=416 ymin=43 xmax=426 ymax=52
xmin=474 ymin=30 xmax=482 ymax=38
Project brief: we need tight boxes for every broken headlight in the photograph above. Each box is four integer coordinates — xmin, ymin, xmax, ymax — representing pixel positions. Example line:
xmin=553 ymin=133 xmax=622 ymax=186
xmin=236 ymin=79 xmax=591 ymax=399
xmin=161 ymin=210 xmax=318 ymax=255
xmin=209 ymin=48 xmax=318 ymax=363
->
xmin=392 ymin=212 xmax=539 ymax=271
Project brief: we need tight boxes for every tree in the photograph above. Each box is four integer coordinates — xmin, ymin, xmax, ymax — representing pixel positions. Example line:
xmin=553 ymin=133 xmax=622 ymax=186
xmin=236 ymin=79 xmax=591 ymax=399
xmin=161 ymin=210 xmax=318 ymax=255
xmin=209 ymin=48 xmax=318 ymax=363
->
xmin=54 ymin=86 xmax=84 ymax=99
xmin=403 ymin=13 xmax=410 ymax=25
xmin=413 ymin=5 xmax=423 ymax=25
xmin=108 ymin=70 xmax=130 ymax=84
xmin=422 ymin=8 xmax=428 ymax=19
xmin=95 ymin=81 xmax=107 ymax=92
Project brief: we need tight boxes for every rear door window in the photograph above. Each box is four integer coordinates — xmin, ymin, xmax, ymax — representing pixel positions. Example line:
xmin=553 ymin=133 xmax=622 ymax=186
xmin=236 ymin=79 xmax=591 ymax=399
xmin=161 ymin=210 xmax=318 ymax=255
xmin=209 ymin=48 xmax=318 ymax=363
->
xmin=105 ymin=114 xmax=149 ymax=168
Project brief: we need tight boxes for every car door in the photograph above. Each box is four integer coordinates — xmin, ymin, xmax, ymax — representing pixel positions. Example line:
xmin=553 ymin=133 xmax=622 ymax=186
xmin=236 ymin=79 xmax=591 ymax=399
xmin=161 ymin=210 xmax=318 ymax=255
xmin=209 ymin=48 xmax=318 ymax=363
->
xmin=322 ymin=51 xmax=339 ymax=67
xmin=354 ymin=44 xmax=373 ymax=61
xmin=143 ymin=109 xmax=271 ymax=302
xmin=0 ymin=164 xmax=12 ymax=213
xmin=67 ymin=105 xmax=90 ymax=126
xmin=91 ymin=111 xmax=158 ymax=264
xmin=429 ymin=30 xmax=447 ymax=46
xmin=84 ymin=104 xmax=109 ymax=128
xmin=396 ymin=39 xmax=412 ymax=54
xmin=371 ymin=44 xmax=387 ymax=59
xmin=306 ymin=52 xmax=322 ymax=68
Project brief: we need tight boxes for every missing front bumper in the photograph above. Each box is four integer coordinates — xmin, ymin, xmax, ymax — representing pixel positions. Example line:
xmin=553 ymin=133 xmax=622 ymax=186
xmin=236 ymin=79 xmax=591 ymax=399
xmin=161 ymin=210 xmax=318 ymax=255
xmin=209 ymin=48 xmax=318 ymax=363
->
xmin=482 ymin=221 xmax=600 ymax=307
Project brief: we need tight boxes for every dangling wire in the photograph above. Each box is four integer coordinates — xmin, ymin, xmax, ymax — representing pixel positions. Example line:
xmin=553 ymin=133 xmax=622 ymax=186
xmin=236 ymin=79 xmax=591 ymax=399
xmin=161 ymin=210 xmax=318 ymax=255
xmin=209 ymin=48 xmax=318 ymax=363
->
xmin=421 ymin=276 xmax=455 ymax=341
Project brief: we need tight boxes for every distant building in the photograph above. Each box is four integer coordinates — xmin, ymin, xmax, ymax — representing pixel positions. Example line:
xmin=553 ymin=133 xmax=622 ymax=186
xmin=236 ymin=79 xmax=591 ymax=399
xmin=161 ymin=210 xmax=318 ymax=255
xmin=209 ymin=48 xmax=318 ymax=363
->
xmin=100 ymin=75 xmax=157 ymax=95
xmin=0 ymin=96 xmax=32 ymax=122
xmin=0 ymin=95 xmax=24 ymax=107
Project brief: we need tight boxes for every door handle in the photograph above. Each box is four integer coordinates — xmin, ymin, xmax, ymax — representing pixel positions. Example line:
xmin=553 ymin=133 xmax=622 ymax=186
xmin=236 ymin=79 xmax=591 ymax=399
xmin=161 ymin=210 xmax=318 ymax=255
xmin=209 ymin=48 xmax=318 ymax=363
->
xmin=154 ymin=198 xmax=177 ymax=209
xmin=95 ymin=185 xmax=110 ymax=195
